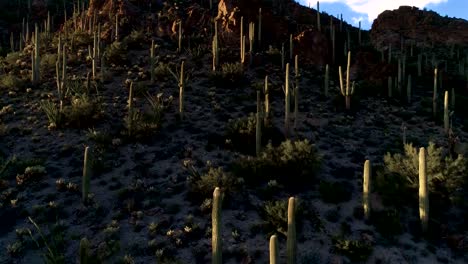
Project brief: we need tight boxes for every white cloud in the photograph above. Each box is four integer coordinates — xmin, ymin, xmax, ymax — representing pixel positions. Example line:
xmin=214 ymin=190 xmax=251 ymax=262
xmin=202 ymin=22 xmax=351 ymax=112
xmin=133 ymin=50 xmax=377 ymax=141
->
xmin=351 ymin=16 xmax=364 ymax=25
xmin=311 ymin=0 xmax=448 ymax=22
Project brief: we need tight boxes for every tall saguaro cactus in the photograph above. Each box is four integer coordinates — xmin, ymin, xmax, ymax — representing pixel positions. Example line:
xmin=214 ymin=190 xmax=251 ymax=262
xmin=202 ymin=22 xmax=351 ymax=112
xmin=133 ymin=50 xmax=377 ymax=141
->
xmin=363 ymin=160 xmax=371 ymax=220
xmin=324 ymin=64 xmax=329 ymax=97
xmin=82 ymin=146 xmax=91 ymax=202
xmin=150 ymin=40 xmax=156 ymax=84
xmin=269 ymin=234 xmax=279 ymax=264
xmin=316 ymin=1 xmax=321 ymax=32
xmin=264 ymin=75 xmax=270 ymax=124
xmin=339 ymin=51 xmax=354 ymax=110
xmin=287 ymin=197 xmax=297 ymax=264
xmin=444 ymin=90 xmax=449 ymax=134
xmin=32 ymin=23 xmax=40 ymax=86
xmin=249 ymin=22 xmax=255 ymax=65
xmin=256 ymin=90 xmax=262 ymax=156
xmin=258 ymin=8 xmax=262 ymax=47
xmin=294 ymin=55 xmax=299 ymax=130
xmin=284 ymin=63 xmax=290 ymax=138
xmin=419 ymin=147 xmax=429 ymax=233
xmin=212 ymin=187 xmax=222 ymax=264
xmin=433 ymin=68 xmax=438 ymax=118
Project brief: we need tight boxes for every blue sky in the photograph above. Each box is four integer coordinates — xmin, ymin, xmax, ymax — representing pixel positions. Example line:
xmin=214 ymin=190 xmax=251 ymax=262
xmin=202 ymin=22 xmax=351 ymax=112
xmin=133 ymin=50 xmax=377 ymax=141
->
xmin=298 ymin=0 xmax=468 ymax=30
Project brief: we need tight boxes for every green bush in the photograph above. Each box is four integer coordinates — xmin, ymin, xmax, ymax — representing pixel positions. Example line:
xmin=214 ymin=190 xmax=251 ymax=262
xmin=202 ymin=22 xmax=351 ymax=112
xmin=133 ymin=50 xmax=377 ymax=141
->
xmin=210 ymin=62 xmax=245 ymax=87
xmin=226 ymin=113 xmax=276 ymax=155
xmin=232 ymin=140 xmax=321 ymax=189
xmin=381 ymin=142 xmax=466 ymax=202
xmin=263 ymin=199 xmax=303 ymax=235
xmin=0 ymin=74 xmax=25 ymax=90
xmin=105 ymin=41 xmax=128 ymax=65
xmin=184 ymin=161 xmax=243 ymax=201
xmin=123 ymin=30 xmax=145 ymax=49
xmin=332 ymin=237 xmax=373 ymax=262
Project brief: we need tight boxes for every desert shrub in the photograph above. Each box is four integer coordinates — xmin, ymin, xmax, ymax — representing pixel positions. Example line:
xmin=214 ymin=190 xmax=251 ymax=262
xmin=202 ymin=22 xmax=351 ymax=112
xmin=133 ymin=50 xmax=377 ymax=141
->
xmin=332 ymin=237 xmax=373 ymax=262
xmin=210 ymin=62 xmax=245 ymax=87
xmin=0 ymin=155 xmax=44 ymax=181
xmin=123 ymin=30 xmax=145 ymax=49
xmin=232 ymin=139 xmax=321 ymax=189
xmin=105 ymin=41 xmax=128 ymax=65
xmin=39 ymin=53 xmax=57 ymax=74
xmin=263 ymin=199 xmax=303 ymax=235
xmin=380 ymin=142 xmax=466 ymax=203
xmin=71 ymin=31 xmax=93 ymax=47
xmin=153 ymin=62 xmax=170 ymax=80
xmin=124 ymin=92 xmax=172 ymax=140
xmin=40 ymin=100 xmax=63 ymax=129
xmin=16 ymin=165 xmax=46 ymax=185
xmin=319 ymin=180 xmax=353 ymax=204
xmin=184 ymin=160 xmax=243 ymax=201
xmin=0 ymin=74 xmax=25 ymax=90
xmin=226 ymin=113 xmax=279 ymax=155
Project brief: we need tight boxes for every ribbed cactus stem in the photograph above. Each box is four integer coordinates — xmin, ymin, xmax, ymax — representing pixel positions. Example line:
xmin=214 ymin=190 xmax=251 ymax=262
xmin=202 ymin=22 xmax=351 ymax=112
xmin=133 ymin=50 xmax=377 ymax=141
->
xmin=324 ymin=64 xmax=329 ymax=97
xmin=289 ymin=34 xmax=293 ymax=61
xmin=258 ymin=8 xmax=262 ymax=47
xmin=80 ymin=237 xmax=90 ymax=264
xmin=363 ymin=160 xmax=371 ymax=220
xmin=115 ymin=14 xmax=119 ymax=41
xmin=240 ymin=16 xmax=243 ymax=62
xmin=32 ymin=23 xmax=40 ymax=86
xmin=256 ymin=90 xmax=262 ymax=156
xmin=179 ymin=61 xmax=185 ymax=120
xmin=444 ymin=90 xmax=449 ymax=134
xmin=212 ymin=187 xmax=222 ymax=264
xmin=128 ymin=82 xmax=134 ymax=136
xmin=286 ymin=197 xmax=297 ymax=264
xmin=269 ymin=235 xmax=279 ymax=264
xmin=358 ymin=21 xmax=361 ymax=45
xmin=178 ymin=20 xmax=182 ymax=53
xmin=92 ymin=31 xmax=97 ymax=79
xmin=451 ymin=87 xmax=455 ymax=109
xmin=285 ymin=63 xmax=290 ymax=138
xmin=419 ymin=147 xmax=429 ymax=233
xmin=388 ymin=76 xmax=392 ymax=98
xmin=264 ymin=75 xmax=269 ymax=123
xmin=249 ymin=22 xmax=255 ymax=65
xmin=294 ymin=55 xmax=299 ymax=130
xmin=388 ymin=43 xmax=392 ymax=63
xmin=407 ymin=75 xmax=412 ymax=104
xmin=281 ymin=43 xmax=285 ymax=70
xmin=418 ymin=53 xmax=422 ymax=77
xmin=150 ymin=40 xmax=155 ymax=84
xmin=316 ymin=1 xmax=321 ymax=32
xmin=82 ymin=146 xmax=90 ymax=202
xmin=398 ymin=58 xmax=402 ymax=95
xmin=433 ymin=68 xmax=438 ymax=118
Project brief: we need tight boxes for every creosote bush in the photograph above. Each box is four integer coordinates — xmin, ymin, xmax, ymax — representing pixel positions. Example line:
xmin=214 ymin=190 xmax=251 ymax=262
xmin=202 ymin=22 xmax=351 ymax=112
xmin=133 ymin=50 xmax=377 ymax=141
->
xmin=210 ymin=62 xmax=245 ymax=87
xmin=232 ymin=139 xmax=321 ymax=189
xmin=226 ymin=113 xmax=277 ymax=155
xmin=332 ymin=237 xmax=373 ymax=262
xmin=263 ymin=199 xmax=303 ymax=235
xmin=105 ymin=41 xmax=128 ymax=65
xmin=379 ymin=142 xmax=466 ymax=203
xmin=184 ymin=160 xmax=243 ymax=201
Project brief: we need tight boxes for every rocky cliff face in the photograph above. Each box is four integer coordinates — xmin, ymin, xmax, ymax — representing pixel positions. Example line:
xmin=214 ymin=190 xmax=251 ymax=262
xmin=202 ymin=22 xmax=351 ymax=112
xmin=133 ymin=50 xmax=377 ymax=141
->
xmin=370 ymin=6 xmax=468 ymax=51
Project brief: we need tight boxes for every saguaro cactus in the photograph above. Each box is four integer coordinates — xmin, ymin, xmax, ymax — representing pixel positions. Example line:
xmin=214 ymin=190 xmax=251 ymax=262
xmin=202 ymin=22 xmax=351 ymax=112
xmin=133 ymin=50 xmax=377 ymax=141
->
xmin=31 ymin=23 xmax=40 ymax=86
xmin=363 ymin=160 xmax=371 ymax=220
xmin=316 ymin=1 xmax=321 ymax=32
xmin=339 ymin=51 xmax=354 ymax=110
xmin=169 ymin=61 xmax=186 ymax=120
xmin=433 ymin=68 xmax=438 ymax=118
xmin=269 ymin=234 xmax=279 ymax=264
xmin=249 ymin=22 xmax=255 ymax=65
xmin=294 ymin=55 xmax=299 ymax=130
xmin=444 ymin=90 xmax=449 ymax=134
xmin=287 ymin=197 xmax=297 ymax=264
xmin=212 ymin=187 xmax=222 ymax=264
xmin=256 ymin=90 xmax=262 ymax=156
xmin=419 ymin=147 xmax=429 ymax=233
xmin=324 ymin=64 xmax=329 ymax=97
xmin=80 ymin=237 xmax=90 ymax=264
xmin=258 ymin=8 xmax=262 ymax=47
xmin=388 ymin=76 xmax=393 ymax=98
xmin=284 ymin=63 xmax=290 ymax=138
xmin=150 ymin=40 xmax=156 ymax=84
xmin=264 ymin=75 xmax=270 ymax=124
xmin=407 ymin=75 xmax=412 ymax=104
xmin=82 ymin=146 xmax=91 ymax=202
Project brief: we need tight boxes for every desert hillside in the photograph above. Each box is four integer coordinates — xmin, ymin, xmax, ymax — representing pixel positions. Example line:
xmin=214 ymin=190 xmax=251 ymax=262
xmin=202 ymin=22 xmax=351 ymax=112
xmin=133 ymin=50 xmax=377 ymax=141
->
xmin=0 ymin=0 xmax=467 ymax=263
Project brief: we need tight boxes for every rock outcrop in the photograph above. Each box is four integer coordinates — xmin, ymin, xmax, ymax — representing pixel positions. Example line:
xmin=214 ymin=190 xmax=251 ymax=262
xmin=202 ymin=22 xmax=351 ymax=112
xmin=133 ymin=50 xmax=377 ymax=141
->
xmin=371 ymin=6 xmax=468 ymax=51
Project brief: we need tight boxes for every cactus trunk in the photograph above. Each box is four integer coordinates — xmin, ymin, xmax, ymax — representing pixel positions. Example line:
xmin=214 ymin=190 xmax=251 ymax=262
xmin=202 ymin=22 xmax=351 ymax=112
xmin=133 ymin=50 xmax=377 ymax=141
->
xmin=212 ymin=187 xmax=222 ymax=264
